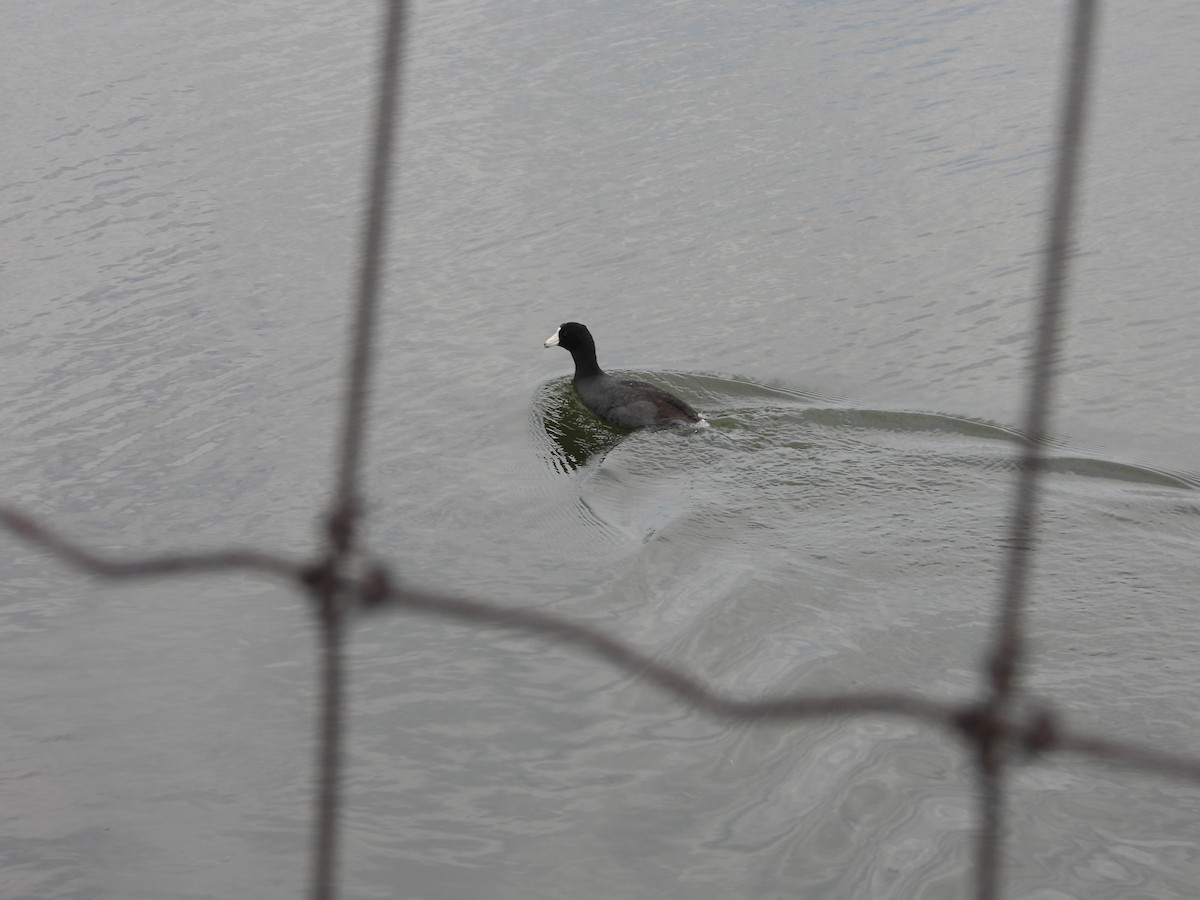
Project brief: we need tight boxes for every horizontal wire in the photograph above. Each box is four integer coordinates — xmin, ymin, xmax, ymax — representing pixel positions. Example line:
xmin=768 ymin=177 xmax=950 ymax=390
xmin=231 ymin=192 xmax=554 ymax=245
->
xmin=7 ymin=498 xmax=1196 ymax=787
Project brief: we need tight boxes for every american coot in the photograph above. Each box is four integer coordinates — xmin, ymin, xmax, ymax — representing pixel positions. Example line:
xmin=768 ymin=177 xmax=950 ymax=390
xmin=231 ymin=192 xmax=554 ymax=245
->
xmin=544 ymin=322 xmax=706 ymax=429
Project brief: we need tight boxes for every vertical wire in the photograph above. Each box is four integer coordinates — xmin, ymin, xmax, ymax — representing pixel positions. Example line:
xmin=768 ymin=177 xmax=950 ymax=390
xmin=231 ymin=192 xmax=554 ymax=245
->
xmin=333 ymin=0 xmax=409 ymax=532
xmin=989 ymin=1 xmax=1098 ymax=703
xmin=311 ymin=598 xmax=346 ymax=900
xmin=976 ymin=3 xmax=1100 ymax=899
xmin=976 ymin=757 xmax=1003 ymax=900
xmin=311 ymin=2 xmax=409 ymax=900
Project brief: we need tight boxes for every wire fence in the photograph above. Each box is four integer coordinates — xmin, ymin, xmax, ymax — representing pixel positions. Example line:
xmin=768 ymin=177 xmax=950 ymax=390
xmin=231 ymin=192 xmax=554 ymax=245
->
xmin=4 ymin=1 xmax=1199 ymax=898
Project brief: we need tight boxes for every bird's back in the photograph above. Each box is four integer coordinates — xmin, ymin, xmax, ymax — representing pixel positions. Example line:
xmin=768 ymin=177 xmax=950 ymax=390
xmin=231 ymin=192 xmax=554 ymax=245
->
xmin=575 ymin=373 xmax=701 ymax=429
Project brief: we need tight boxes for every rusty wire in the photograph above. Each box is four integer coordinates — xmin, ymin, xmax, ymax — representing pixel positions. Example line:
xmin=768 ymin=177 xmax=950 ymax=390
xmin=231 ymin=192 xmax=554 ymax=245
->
xmin=977 ymin=2 xmax=1101 ymax=898
xmin=308 ymin=1 xmax=411 ymax=898
xmin=8 ymin=2 xmax=1199 ymax=900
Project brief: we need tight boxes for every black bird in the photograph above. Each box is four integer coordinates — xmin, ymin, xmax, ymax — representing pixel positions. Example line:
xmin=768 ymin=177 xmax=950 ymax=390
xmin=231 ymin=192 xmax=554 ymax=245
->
xmin=544 ymin=322 xmax=705 ymax=429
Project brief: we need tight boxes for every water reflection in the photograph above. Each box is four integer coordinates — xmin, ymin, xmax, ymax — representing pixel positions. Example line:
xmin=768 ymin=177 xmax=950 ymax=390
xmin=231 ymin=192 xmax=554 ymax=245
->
xmin=532 ymin=378 xmax=628 ymax=472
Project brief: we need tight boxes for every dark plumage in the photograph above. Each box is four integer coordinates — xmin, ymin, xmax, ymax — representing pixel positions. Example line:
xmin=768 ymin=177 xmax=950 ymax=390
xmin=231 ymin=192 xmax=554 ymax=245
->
xmin=544 ymin=322 xmax=705 ymax=429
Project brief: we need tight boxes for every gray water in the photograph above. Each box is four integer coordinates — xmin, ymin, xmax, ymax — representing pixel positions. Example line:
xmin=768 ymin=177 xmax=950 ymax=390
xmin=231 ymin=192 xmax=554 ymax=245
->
xmin=3 ymin=1 xmax=1200 ymax=898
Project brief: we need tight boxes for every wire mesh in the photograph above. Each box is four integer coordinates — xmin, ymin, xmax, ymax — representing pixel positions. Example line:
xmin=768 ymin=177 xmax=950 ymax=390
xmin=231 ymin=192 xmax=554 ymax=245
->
xmin=6 ymin=2 xmax=1200 ymax=900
